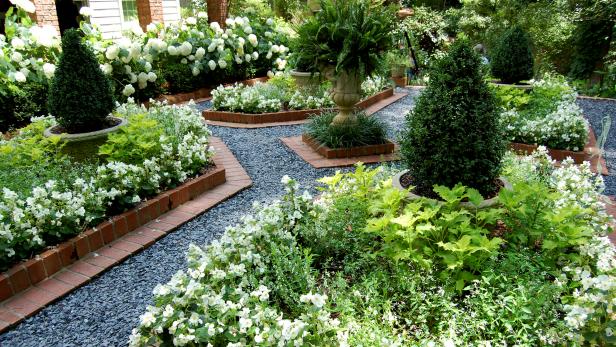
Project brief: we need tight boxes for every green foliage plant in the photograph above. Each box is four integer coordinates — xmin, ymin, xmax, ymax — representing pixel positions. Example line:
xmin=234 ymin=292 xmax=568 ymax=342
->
xmin=400 ymin=39 xmax=505 ymax=197
xmin=292 ymin=0 xmax=397 ymax=77
xmin=47 ymin=29 xmax=115 ymax=133
xmin=365 ymin=183 xmax=504 ymax=291
xmin=491 ymin=26 xmax=534 ymax=84
xmin=305 ymin=111 xmax=388 ymax=149
xmin=98 ymin=113 xmax=163 ymax=164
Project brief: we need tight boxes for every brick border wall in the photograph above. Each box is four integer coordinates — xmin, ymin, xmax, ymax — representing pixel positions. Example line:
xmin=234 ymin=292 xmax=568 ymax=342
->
xmin=0 ymin=137 xmax=252 ymax=331
xmin=302 ymin=134 xmax=396 ymax=159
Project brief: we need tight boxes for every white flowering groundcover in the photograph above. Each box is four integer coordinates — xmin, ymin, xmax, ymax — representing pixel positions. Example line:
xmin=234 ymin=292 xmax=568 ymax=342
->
xmin=211 ymin=75 xmax=391 ymax=114
xmin=0 ymin=101 xmax=213 ymax=268
xmin=498 ymin=77 xmax=589 ymax=151
xmin=131 ymin=151 xmax=615 ymax=346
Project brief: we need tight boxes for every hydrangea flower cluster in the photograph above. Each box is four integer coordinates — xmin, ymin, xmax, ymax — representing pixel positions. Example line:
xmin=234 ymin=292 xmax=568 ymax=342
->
xmin=500 ymin=78 xmax=589 ymax=151
xmin=129 ymin=177 xmax=340 ymax=346
xmin=0 ymin=101 xmax=213 ymax=266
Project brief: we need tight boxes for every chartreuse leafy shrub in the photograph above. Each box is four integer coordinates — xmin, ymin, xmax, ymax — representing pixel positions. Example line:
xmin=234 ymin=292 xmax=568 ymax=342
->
xmin=400 ymin=40 xmax=505 ymax=197
xmin=0 ymin=101 xmax=213 ymax=269
xmin=490 ymin=26 xmax=534 ymax=84
xmin=47 ymin=29 xmax=114 ymax=133
xmin=496 ymin=75 xmax=589 ymax=151
xmin=305 ymin=111 xmax=388 ymax=149
xmin=132 ymin=154 xmax=615 ymax=345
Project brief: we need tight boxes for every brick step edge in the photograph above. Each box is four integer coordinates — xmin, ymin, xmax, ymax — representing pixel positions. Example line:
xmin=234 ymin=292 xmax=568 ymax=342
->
xmin=301 ymin=133 xmax=396 ymax=159
xmin=202 ymin=88 xmax=395 ymax=124
xmin=0 ymin=137 xmax=252 ymax=331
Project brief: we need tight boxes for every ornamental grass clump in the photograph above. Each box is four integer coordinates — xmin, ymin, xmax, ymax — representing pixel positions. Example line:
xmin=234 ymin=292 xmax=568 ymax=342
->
xmin=400 ymin=40 xmax=505 ymax=197
xmin=490 ymin=26 xmax=534 ymax=84
xmin=47 ymin=29 xmax=114 ymax=133
xmin=306 ymin=112 xmax=388 ymax=149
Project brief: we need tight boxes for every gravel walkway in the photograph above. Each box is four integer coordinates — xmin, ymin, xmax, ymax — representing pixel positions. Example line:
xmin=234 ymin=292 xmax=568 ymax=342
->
xmin=1 ymin=91 xmax=613 ymax=346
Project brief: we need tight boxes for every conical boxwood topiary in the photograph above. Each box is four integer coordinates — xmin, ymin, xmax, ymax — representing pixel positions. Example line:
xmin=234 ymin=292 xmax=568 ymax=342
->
xmin=399 ymin=40 xmax=505 ymax=197
xmin=48 ymin=29 xmax=114 ymax=133
xmin=490 ymin=26 xmax=534 ymax=84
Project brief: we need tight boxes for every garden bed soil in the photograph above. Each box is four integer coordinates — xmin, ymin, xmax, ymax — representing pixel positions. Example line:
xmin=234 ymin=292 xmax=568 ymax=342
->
xmin=0 ymin=164 xmax=227 ymax=302
xmin=202 ymin=88 xmax=395 ymax=124
xmin=301 ymin=133 xmax=395 ymax=159
xmin=490 ymin=80 xmax=533 ymax=90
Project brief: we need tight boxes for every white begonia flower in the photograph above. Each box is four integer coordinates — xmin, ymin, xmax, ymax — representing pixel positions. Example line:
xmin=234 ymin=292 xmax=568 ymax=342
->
xmin=188 ymin=54 xmax=195 ymax=61
xmin=179 ymin=41 xmax=192 ymax=56
xmin=9 ymin=0 xmax=35 ymax=13
xmin=100 ymin=63 xmax=113 ymax=75
xmin=271 ymin=44 xmax=280 ymax=53
xmin=13 ymin=71 xmax=26 ymax=82
xmin=146 ymin=23 xmax=158 ymax=32
xmin=42 ymin=63 xmax=56 ymax=79
xmin=248 ymin=34 xmax=258 ymax=47
xmin=147 ymin=71 xmax=157 ymax=82
xmin=195 ymin=47 xmax=206 ymax=59
xmin=105 ymin=45 xmax=120 ymax=60
xmin=79 ymin=6 xmax=92 ymax=16
xmin=192 ymin=66 xmax=200 ymax=76
xmin=167 ymin=45 xmax=178 ymax=56
xmin=252 ymin=51 xmax=259 ymax=60
xmin=267 ymin=70 xmax=275 ymax=78
xmin=181 ymin=58 xmax=187 ymax=64
xmin=209 ymin=22 xmax=221 ymax=31
xmin=11 ymin=38 xmax=25 ymax=50
xmin=267 ymin=18 xmax=275 ymax=26
xmin=30 ymin=25 xmax=59 ymax=47
xmin=185 ymin=17 xmax=197 ymax=25
xmin=197 ymin=11 xmax=207 ymax=19
xmin=11 ymin=51 xmax=23 ymax=63
xmin=208 ymin=60 xmax=216 ymax=70
xmin=122 ymin=84 xmax=135 ymax=96
xmin=218 ymin=59 xmax=227 ymax=69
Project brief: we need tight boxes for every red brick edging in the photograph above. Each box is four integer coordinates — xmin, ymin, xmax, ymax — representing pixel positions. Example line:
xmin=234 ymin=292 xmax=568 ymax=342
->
xmin=508 ymin=127 xmax=608 ymax=175
xmin=0 ymin=137 xmax=252 ymax=332
xmin=282 ymin=135 xmax=400 ymax=168
xmin=202 ymin=88 xmax=395 ymax=125
xmin=301 ymin=134 xmax=395 ymax=159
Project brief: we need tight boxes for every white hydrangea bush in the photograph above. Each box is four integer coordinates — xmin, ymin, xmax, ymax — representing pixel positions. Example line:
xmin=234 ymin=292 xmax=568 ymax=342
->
xmin=0 ymin=101 xmax=213 ymax=266
xmin=501 ymin=78 xmax=589 ymax=151
xmin=129 ymin=177 xmax=341 ymax=346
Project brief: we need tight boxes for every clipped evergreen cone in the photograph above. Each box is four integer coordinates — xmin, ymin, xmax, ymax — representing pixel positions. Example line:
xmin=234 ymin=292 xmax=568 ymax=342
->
xmin=490 ymin=26 xmax=534 ymax=84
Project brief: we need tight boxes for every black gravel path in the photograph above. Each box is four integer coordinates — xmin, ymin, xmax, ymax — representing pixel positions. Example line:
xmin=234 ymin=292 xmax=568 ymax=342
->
xmin=1 ymin=91 xmax=613 ymax=346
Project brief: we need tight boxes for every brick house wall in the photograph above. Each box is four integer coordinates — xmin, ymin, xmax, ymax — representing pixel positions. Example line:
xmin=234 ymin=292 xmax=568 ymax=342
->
xmin=207 ymin=0 xmax=228 ymax=27
xmin=137 ymin=0 xmax=163 ymax=31
xmin=30 ymin=0 xmax=60 ymax=30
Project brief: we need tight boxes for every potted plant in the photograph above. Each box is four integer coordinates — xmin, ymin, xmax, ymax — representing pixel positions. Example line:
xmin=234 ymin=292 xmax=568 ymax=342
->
xmin=293 ymin=0 xmax=397 ymax=124
xmin=397 ymin=40 xmax=509 ymax=208
xmin=386 ymin=51 xmax=411 ymax=87
xmin=288 ymin=53 xmax=322 ymax=88
xmin=45 ymin=29 xmax=124 ymax=159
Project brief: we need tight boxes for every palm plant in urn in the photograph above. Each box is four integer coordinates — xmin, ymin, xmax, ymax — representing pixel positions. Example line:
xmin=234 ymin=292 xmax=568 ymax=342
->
xmin=293 ymin=0 xmax=397 ymax=124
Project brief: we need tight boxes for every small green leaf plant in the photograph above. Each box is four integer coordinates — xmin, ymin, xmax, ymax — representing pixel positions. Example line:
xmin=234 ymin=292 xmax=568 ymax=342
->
xmin=98 ymin=113 xmax=163 ymax=165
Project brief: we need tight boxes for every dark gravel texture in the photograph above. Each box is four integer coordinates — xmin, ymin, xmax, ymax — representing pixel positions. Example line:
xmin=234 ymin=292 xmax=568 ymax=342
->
xmin=577 ymin=98 xmax=616 ymax=196
xmin=0 ymin=92 xmax=414 ymax=347
xmin=1 ymin=90 xmax=612 ymax=346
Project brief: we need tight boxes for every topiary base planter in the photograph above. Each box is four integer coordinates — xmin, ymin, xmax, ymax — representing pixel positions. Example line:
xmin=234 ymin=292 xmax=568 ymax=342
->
xmin=290 ymin=70 xmax=321 ymax=88
xmin=490 ymin=81 xmax=533 ymax=90
xmin=509 ymin=142 xmax=589 ymax=164
xmin=44 ymin=116 xmax=127 ymax=160
xmin=392 ymin=170 xmax=512 ymax=209
xmin=302 ymin=133 xmax=395 ymax=159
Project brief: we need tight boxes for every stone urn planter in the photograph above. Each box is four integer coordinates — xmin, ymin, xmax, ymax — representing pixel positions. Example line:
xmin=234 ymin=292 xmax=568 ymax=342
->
xmin=392 ymin=170 xmax=512 ymax=209
xmin=307 ymin=0 xmax=321 ymax=14
xmin=325 ymin=68 xmax=362 ymax=124
xmin=290 ymin=69 xmax=321 ymax=88
xmin=44 ymin=116 xmax=127 ymax=160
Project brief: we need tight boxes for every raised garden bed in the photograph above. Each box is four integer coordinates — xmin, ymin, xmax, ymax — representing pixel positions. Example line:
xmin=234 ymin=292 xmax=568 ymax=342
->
xmin=156 ymin=77 xmax=269 ymax=105
xmin=509 ymin=142 xmax=587 ymax=163
xmin=203 ymin=88 xmax=395 ymax=124
xmin=302 ymin=133 xmax=395 ymax=159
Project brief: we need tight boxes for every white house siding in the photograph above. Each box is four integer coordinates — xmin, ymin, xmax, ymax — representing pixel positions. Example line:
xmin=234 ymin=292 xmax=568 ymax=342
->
xmin=88 ymin=0 xmax=124 ymax=39
xmin=162 ymin=0 xmax=181 ymax=23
